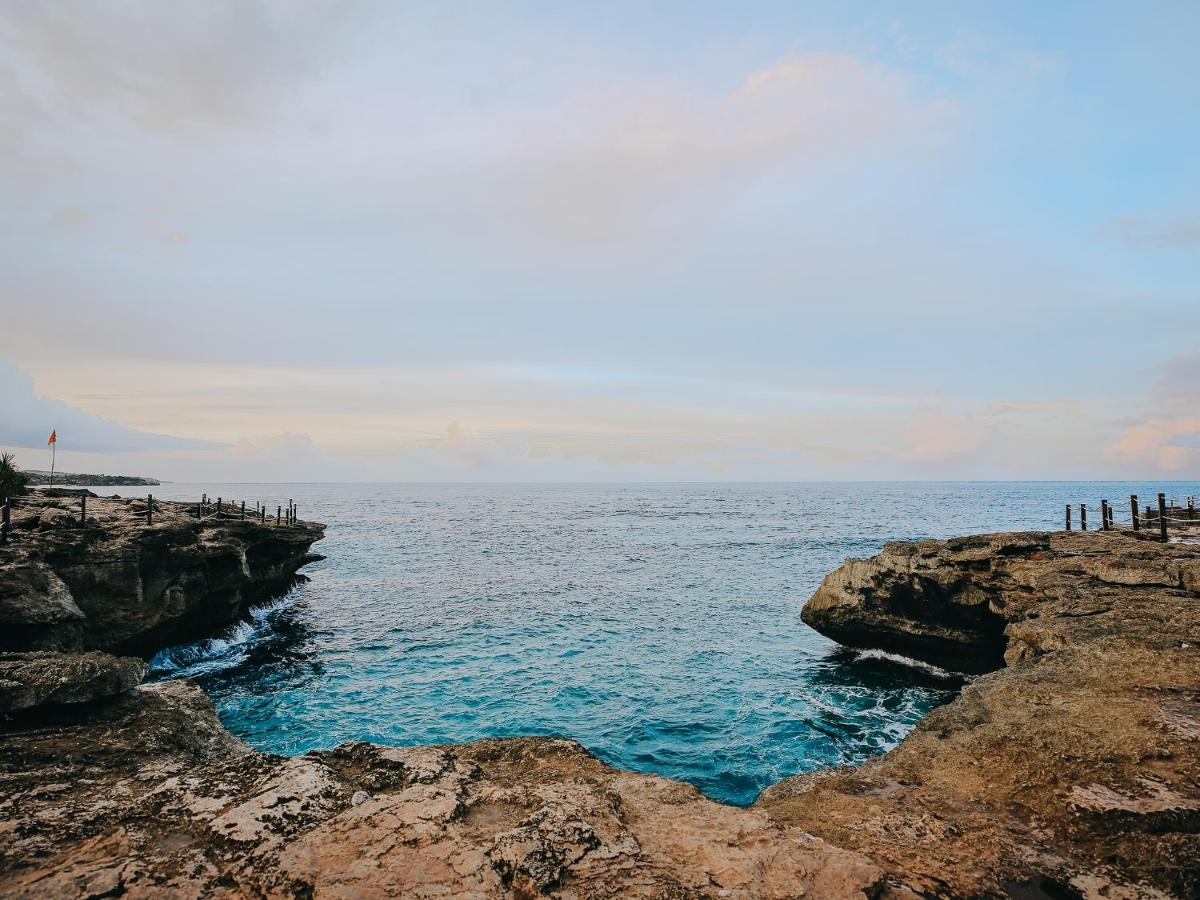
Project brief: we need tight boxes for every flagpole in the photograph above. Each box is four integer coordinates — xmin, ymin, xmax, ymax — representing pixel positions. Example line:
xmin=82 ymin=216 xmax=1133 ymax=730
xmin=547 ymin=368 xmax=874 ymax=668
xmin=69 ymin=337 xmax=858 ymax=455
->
xmin=50 ymin=435 xmax=55 ymax=486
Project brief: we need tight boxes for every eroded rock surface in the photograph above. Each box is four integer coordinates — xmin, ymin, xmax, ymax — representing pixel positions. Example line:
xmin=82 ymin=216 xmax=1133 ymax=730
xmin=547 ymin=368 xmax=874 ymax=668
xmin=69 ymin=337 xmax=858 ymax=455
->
xmin=2 ymin=527 xmax=1197 ymax=897
xmin=0 ymin=680 xmax=887 ymax=899
xmin=781 ymin=530 xmax=1200 ymax=897
xmin=0 ymin=650 xmax=145 ymax=713
xmin=802 ymin=530 xmax=1200 ymax=673
xmin=0 ymin=492 xmax=324 ymax=655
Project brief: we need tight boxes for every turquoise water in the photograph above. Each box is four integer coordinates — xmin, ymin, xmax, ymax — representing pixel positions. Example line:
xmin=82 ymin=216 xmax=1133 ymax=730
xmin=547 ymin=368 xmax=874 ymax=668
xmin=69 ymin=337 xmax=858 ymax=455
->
xmin=138 ymin=481 xmax=1198 ymax=806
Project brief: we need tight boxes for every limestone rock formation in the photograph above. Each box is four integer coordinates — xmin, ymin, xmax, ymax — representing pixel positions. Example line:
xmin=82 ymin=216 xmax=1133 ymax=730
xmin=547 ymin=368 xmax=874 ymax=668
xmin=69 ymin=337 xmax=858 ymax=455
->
xmin=0 ymin=651 xmax=145 ymax=713
xmin=0 ymin=560 xmax=86 ymax=651
xmin=2 ymin=522 xmax=1197 ymax=897
xmin=0 ymin=679 xmax=888 ymax=899
xmin=802 ymin=529 xmax=1200 ymax=672
xmin=783 ymin=529 xmax=1200 ymax=897
xmin=0 ymin=492 xmax=325 ymax=655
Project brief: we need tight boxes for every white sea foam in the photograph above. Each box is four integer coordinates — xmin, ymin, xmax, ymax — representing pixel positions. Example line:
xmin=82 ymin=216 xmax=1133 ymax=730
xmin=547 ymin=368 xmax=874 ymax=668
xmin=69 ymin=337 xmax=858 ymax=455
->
xmin=851 ymin=648 xmax=970 ymax=681
xmin=149 ymin=597 xmax=296 ymax=678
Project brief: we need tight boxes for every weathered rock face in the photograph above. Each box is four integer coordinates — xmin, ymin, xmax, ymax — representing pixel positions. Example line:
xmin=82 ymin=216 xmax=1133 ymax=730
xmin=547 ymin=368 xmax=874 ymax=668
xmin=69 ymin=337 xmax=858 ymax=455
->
xmin=0 ymin=493 xmax=324 ymax=656
xmin=0 ymin=651 xmax=145 ymax=713
xmin=781 ymin=529 xmax=1200 ymax=897
xmin=3 ymin=525 xmax=1197 ymax=898
xmin=803 ymin=530 xmax=1200 ymax=671
xmin=0 ymin=560 xmax=86 ymax=651
xmin=0 ymin=679 xmax=888 ymax=899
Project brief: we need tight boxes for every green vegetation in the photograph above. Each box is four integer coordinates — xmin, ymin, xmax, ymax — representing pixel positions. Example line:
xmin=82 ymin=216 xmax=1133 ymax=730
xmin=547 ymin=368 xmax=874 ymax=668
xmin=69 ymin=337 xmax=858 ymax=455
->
xmin=0 ymin=453 xmax=29 ymax=500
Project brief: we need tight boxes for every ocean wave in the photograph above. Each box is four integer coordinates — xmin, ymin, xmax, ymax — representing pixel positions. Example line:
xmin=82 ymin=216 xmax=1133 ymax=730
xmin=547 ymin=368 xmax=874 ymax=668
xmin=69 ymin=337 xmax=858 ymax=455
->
xmin=850 ymin=648 xmax=970 ymax=681
xmin=149 ymin=596 xmax=297 ymax=679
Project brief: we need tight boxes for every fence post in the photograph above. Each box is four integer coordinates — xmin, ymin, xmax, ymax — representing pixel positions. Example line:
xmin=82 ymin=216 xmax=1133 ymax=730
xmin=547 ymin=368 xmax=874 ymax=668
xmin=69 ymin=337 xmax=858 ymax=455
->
xmin=1130 ymin=495 xmax=1139 ymax=532
xmin=147 ymin=494 xmax=153 ymax=526
xmin=260 ymin=505 xmax=265 ymax=523
xmin=1099 ymin=499 xmax=1108 ymax=530
xmin=276 ymin=504 xmax=281 ymax=526
xmin=1080 ymin=503 xmax=1087 ymax=531
xmin=80 ymin=494 xmax=87 ymax=525
xmin=241 ymin=500 xmax=246 ymax=521
xmin=1158 ymin=492 xmax=1168 ymax=543
xmin=1065 ymin=504 xmax=1072 ymax=531
xmin=217 ymin=497 xmax=222 ymax=516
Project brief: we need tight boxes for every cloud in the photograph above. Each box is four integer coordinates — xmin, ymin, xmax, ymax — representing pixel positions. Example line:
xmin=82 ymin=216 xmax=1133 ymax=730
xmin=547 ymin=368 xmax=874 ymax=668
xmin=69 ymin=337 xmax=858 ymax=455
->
xmin=49 ymin=206 xmax=90 ymax=231
xmin=1108 ymin=416 xmax=1200 ymax=472
xmin=897 ymin=403 xmax=991 ymax=461
xmin=421 ymin=421 xmax=530 ymax=471
xmin=1159 ymin=348 xmax=1200 ymax=398
xmin=0 ymin=359 xmax=221 ymax=454
xmin=0 ymin=6 xmax=1195 ymax=482
xmin=1105 ymin=348 xmax=1200 ymax=471
xmin=229 ymin=432 xmax=318 ymax=459
xmin=502 ymin=53 xmax=955 ymax=241
xmin=0 ymin=0 xmax=357 ymax=139
xmin=1101 ymin=214 xmax=1200 ymax=250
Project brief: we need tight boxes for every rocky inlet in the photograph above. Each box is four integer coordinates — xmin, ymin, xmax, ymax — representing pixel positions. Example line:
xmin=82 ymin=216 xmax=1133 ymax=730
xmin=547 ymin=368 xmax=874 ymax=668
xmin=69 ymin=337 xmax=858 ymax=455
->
xmin=0 ymin=499 xmax=1197 ymax=897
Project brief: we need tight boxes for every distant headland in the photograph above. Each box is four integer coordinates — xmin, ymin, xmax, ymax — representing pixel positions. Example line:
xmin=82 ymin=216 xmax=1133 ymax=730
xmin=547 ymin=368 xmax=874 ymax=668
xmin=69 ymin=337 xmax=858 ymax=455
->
xmin=23 ymin=470 xmax=161 ymax=487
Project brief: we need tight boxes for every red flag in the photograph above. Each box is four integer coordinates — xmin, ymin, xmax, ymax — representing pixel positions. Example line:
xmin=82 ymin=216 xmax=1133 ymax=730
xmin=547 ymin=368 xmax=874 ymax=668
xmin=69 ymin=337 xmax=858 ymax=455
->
xmin=47 ymin=430 xmax=57 ymax=445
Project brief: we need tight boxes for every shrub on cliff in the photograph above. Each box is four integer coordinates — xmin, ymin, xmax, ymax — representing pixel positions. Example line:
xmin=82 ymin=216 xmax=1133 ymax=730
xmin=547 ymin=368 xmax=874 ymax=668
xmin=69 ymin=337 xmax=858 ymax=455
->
xmin=0 ymin=452 xmax=28 ymax=500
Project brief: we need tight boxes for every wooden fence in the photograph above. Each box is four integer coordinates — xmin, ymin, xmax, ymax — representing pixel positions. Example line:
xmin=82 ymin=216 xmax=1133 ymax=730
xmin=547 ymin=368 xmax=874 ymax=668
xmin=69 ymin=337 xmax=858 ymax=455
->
xmin=0 ymin=492 xmax=303 ymax=547
xmin=1065 ymin=492 xmax=1197 ymax=543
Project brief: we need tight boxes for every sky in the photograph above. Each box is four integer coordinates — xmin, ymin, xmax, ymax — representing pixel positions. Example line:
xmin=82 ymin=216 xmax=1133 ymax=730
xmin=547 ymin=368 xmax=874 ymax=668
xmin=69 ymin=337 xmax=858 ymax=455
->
xmin=1 ymin=1 xmax=1198 ymax=481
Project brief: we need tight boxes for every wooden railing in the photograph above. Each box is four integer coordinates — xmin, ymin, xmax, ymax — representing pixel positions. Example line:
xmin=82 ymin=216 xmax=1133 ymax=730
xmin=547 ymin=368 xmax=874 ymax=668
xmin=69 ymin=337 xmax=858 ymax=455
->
xmin=0 ymin=491 xmax=304 ymax=547
xmin=1065 ymin=492 xmax=1197 ymax=543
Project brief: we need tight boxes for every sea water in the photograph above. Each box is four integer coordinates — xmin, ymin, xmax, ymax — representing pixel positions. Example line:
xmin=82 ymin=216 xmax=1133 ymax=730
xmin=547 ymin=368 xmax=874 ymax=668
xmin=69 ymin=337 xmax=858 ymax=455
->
xmin=130 ymin=481 xmax=1197 ymax=806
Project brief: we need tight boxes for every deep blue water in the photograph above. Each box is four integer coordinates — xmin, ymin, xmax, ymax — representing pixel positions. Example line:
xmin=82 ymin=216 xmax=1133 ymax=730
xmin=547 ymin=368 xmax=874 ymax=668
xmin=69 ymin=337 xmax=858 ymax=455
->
xmin=123 ymin=481 xmax=1199 ymax=806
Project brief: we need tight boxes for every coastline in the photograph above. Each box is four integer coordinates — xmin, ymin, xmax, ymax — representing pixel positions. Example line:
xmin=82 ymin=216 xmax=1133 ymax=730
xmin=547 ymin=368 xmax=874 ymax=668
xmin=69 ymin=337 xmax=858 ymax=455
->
xmin=0 ymin=498 xmax=1196 ymax=897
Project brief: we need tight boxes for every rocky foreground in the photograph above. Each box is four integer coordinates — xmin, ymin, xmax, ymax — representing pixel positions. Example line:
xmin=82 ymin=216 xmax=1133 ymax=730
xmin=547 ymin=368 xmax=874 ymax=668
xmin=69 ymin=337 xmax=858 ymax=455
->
xmin=776 ymin=530 xmax=1200 ymax=897
xmin=1 ymin=519 xmax=1197 ymax=897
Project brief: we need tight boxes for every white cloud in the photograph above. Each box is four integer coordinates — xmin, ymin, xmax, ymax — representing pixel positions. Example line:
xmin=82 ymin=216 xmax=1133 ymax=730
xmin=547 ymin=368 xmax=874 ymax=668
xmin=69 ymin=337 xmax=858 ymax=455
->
xmin=497 ymin=53 xmax=955 ymax=242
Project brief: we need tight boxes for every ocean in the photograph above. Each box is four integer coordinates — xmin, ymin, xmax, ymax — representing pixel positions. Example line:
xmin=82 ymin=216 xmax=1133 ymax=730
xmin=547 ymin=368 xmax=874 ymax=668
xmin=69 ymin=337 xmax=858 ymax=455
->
xmin=125 ymin=481 xmax=1198 ymax=806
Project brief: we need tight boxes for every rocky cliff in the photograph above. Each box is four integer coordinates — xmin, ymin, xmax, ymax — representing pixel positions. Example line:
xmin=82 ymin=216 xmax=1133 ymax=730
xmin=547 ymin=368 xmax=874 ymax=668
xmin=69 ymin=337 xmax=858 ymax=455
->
xmin=775 ymin=529 xmax=1200 ymax=897
xmin=800 ymin=530 xmax=1200 ymax=671
xmin=1 ymin=525 xmax=1196 ymax=898
xmin=0 ymin=491 xmax=324 ymax=656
